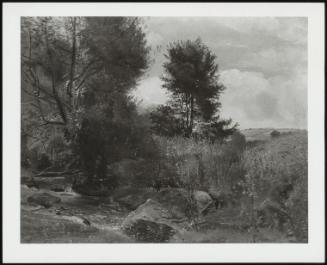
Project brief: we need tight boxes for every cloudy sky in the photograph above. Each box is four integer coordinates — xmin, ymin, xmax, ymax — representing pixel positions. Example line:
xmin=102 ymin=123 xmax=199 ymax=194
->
xmin=133 ymin=17 xmax=307 ymax=129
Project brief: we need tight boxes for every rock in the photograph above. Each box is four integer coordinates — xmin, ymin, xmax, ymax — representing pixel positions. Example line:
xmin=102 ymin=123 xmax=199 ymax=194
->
xmin=154 ymin=188 xmax=212 ymax=220
xmin=72 ymin=182 xmax=110 ymax=196
xmin=21 ymin=176 xmax=31 ymax=185
xmin=22 ymin=177 xmax=40 ymax=189
xmin=24 ymin=176 xmax=70 ymax=191
xmin=21 ymin=204 xmax=43 ymax=211
xmin=255 ymin=198 xmax=291 ymax=230
xmin=99 ymin=200 xmax=123 ymax=212
xmin=81 ymin=217 xmax=91 ymax=226
xmin=113 ymin=187 xmax=156 ymax=210
xmin=27 ymin=193 xmax=61 ymax=208
xmin=192 ymin=190 xmax=213 ymax=215
xmin=208 ymin=190 xmax=234 ymax=209
xmin=118 ymin=188 xmax=212 ymax=222
xmin=152 ymin=188 xmax=190 ymax=220
xmin=115 ymin=194 xmax=144 ymax=210
xmin=122 ymin=199 xmax=179 ymax=242
xmin=50 ymin=185 xmax=65 ymax=192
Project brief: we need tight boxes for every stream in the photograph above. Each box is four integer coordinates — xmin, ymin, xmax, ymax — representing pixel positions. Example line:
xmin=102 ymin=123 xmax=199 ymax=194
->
xmin=21 ymin=184 xmax=133 ymax=243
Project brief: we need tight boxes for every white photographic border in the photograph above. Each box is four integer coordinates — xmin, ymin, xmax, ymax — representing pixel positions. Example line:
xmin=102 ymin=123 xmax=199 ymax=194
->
xmin=2 ymin=2 xmax=325 ymax=263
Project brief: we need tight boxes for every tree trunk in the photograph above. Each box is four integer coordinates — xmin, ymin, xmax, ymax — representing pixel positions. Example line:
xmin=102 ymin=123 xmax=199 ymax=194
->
xmin=185 ymin=95 xmax=189 ymax=135
xmin=185 ymin=95 xmax=194 ymax=137
xmin=44 ymin=20 xmax=67 ymax=124
xmin=68 ymin=17 xmax=77 ymax=100
xmin=189 ymin=95 xmax=194 ymax=135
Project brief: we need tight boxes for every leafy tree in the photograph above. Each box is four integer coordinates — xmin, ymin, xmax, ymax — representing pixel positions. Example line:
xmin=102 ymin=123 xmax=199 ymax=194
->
xmin=21 ymin=17 xmax=150 ymax=187
xmin=198 ymin=117 xmax=238 ymax=143
xmin=21 ymin=17 xmax=81 ymax=168
xmin=161 ymin=38 xmax=225 ymax=137
xmin=73 ymin=17 xmax=150 ymax=182
xmin=150 ymin=105 xmax=182 ymax=136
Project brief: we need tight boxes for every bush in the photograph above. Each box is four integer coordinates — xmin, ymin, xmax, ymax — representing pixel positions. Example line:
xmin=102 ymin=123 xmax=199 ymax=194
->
xmin=195 ymin=118 xmax=238 ymax=143
xmin=270 ymin=130 xmax=281 ymax=138
xmin=36 ymin=153 xmax=52 ymax=171
xmin=150 ymin=105 xmax=182 ymax=137
xmin=152 ymin=135 xmax=246 ymax=194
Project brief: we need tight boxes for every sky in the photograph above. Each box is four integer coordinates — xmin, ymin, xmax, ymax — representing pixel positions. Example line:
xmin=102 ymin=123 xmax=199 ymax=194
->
xmin=132 ymin=17 xmax=307 ymax=129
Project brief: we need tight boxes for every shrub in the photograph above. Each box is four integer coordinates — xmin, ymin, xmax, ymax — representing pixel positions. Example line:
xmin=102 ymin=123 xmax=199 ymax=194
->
xmin=153 ymin=135 xmax=246 ymax=194
xmin=36 ymin=153 xmax=52 ymax=171
xmin=270 ymin=130 xmax=281 ymax=138
xmin=150 ymin=105 xmax=183 ymax=137
xmin=196 ymin=118 xmax=238 ymax=143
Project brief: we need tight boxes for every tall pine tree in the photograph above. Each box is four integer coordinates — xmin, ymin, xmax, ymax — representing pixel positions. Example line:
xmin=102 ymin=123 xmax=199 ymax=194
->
xmin=161 ymin=38 xmax=225 ymax=137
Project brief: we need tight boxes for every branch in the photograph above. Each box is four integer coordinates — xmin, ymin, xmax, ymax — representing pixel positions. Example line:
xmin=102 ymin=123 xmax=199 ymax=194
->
xmin=73 ymin=60 xmax=97 ymax=82
xmin=30 ymin=102 xmax=65 ymax=126
xmin=44 ymin=21 xmax=67 ymax=124
xmin=34 ymin=170 xmax=81 ymax=178
xmin=75 ymin=68 xmax=98 ymax=91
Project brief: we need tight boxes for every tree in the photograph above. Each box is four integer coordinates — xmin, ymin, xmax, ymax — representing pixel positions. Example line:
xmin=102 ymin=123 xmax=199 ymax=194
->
xmin=21 ymin=17 xmax=73 ymax=127
xmin=21 ymin=17 xmax=150 ymax=186
xmin=161 ymin=38 xmax=225 ymax=137
xmin=150 ymin=105 xmax=182 ymax=136
xmin=21 ymin=17 xmax=82 ymax=168
xmin=74 ymin=17 xmax=150 ymax=182
xmin=199 ymin=117 xmax=238 ymax=143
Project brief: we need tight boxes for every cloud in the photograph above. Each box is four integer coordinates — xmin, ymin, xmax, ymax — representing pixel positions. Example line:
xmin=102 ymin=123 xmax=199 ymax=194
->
xmin=216 ymin=17 xmax=281 ymax=34
xmin=216 ymin=17 xmax=307 ymax=45
xmin=237 ymin=46 xmax=307 ymax=77
xmin=134 ymin=69 xmax=307 ymax=129
xmin=144 ymin=17 xmax=307 ymax=77
xmin=132 ymin=77 xmax=169 ymax=106
xmin=136 ymin=17 xmax=307 ymax=129
xmin=219 ymin=69 xmax=307 ymax=129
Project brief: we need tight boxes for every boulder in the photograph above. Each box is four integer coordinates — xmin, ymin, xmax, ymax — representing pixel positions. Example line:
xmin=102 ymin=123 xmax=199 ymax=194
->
xmin=255 ymin=198 xmax=291 ymax=230
xmin=50 ymin=185 xmax=65 ymax=192
xmin=118 ymin=188 xmax=213 ymax=223
xmin=154 ymin=188 xmax=213 ymax=219
xmin=152 ymin=188 xmax=190 ymax=220
xmin=193 ymin=190 xmax=213 ymax=215
xmin=208 ymin=189 xmax=235 ymax=209
xmin=122 ymin=199 xmax=180 ymax=242
xmin=27 ymin=192 xmax=61 ymax=208
xmin=23 ymin=176 xmax=70 ymax=191
xmin=72 ymin=182 xmax=111 ymax=197
xmin=113 ymin=187 xmax=156 ymax=210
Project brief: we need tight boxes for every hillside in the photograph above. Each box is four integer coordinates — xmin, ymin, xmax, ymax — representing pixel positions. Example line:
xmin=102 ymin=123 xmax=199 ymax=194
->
xmin=241 ymin=128 xmax=306 ymax=142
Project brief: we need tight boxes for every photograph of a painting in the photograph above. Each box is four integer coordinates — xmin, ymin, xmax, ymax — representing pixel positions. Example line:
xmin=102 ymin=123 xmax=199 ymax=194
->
xmin=20 ymin=15 xmax=309 ymax=244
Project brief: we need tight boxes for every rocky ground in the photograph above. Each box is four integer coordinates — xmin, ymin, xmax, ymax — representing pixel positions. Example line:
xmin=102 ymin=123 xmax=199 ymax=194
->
xmin=21 ymin=178 xmax=294 ymax=243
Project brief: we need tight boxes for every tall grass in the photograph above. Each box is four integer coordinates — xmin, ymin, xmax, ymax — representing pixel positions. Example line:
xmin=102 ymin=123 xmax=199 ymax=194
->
xmin=153 ymin=134 xmax=245 ymax=193
xmin=154 ymin=131 xmax=307 ymax=242
xmin=242 ymin=131 xmax=308 ymax=241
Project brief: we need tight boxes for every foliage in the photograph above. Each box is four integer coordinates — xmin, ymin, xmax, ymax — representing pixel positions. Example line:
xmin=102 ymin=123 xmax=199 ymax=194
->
xmin=152 ymin=133 xmax=247 ymax=194
xmin=161 ymin=38 xmax=226 ymax=137
xmin=21 ymin=17 xmax=151 ymax=189
xmin=149 ymin=105 xmax=182 ymax=137
xmin=270 ymin=130 xmax=281 ymax=138
xmin=195 ymin=117 xmax=239 ymax=143
xmin=81 ymin=17 xmax=149 ymax=94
